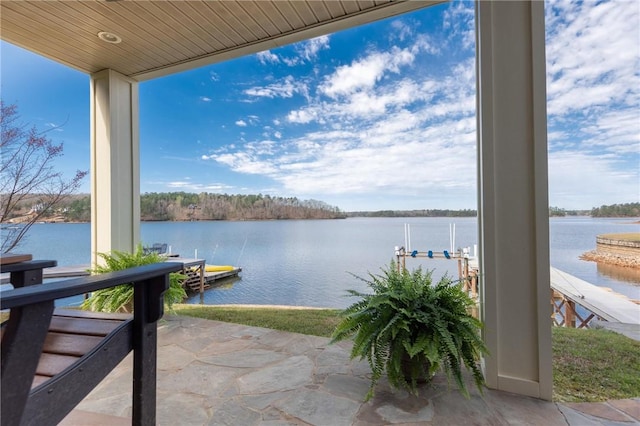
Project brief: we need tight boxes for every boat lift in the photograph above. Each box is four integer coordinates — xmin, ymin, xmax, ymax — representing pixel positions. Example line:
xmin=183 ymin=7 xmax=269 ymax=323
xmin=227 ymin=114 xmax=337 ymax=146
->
xmin=394 ymin=223 xmax=479 ymax=298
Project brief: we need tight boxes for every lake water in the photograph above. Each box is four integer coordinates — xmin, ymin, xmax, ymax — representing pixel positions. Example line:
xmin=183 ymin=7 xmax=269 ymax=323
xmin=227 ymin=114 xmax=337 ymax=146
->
xmin=7 ymin=217 xmax=640 ymax=308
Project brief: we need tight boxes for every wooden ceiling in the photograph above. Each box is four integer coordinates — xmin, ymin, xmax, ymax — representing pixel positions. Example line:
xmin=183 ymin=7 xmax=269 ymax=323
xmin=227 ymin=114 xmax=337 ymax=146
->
xmin=1 ymin=1 xmax=441 ymax=81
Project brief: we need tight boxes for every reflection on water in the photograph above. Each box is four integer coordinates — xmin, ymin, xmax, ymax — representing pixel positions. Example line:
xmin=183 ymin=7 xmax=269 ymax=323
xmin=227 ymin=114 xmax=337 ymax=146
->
xmin=207 ymin=276 xmax=241 ymax=291
xmin=597 ymin=262 xmax=640 ymax=286
xmin=187 ymin=276 xmax=242 ymax=305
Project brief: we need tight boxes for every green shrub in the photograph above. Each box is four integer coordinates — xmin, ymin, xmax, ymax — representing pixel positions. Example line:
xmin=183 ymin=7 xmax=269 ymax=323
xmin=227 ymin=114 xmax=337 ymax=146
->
xmin=81 ymin=245 xmax=186 ymax=313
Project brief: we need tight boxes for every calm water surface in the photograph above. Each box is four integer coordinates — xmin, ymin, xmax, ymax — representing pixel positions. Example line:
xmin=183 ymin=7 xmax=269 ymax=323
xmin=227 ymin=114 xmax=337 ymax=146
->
xmin=9 ymin=217 xmax=640 ymax=308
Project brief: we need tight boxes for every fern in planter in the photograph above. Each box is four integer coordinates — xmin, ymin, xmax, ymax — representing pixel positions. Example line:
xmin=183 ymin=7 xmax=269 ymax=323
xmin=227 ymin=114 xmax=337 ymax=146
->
xmin=331 ymin=261 xmax=487 ymax=401
xmin=81 ymin=245 xmax=187 ymax=313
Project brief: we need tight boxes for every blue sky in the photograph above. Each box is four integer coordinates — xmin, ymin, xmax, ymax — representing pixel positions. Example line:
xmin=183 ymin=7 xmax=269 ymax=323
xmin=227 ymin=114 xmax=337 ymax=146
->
xmin=1 ymin=0 xmax=638 ymax=211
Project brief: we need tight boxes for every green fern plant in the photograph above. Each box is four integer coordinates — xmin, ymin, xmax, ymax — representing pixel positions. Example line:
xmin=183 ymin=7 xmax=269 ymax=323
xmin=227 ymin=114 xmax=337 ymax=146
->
xmin=331 ymin=261 xmax=487 ymax=401
xmin=81 ymin=244 xmax=187 ymax=313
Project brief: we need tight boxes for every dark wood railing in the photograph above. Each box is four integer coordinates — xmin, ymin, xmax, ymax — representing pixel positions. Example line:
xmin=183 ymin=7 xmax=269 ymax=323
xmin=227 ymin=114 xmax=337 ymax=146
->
xmin=1 ymin=261 xmax=183 ymax=426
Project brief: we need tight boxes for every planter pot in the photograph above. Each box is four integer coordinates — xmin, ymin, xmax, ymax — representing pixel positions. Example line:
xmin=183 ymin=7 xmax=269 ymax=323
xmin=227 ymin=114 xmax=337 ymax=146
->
xmin=401 ymin=354 xmax=435 ymax=384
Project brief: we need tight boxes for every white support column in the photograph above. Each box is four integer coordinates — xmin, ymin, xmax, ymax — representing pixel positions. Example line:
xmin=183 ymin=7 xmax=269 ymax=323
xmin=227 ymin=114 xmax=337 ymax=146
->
xmin=475 ymin=2 xmax=553 ymax=400
xmin=90 ymin=69 xmax=140 ymax=265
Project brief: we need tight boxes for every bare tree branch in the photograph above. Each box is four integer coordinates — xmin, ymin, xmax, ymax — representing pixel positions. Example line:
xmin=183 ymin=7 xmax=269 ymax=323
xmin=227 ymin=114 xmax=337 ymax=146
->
xmin=1 ymin=100 xmax=88 ymax=253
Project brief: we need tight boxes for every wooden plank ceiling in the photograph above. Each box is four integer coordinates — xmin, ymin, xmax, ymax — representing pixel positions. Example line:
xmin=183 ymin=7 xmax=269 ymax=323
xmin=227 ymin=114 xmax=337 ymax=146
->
xmin=1 ymin=0 xmax=441 ymax=81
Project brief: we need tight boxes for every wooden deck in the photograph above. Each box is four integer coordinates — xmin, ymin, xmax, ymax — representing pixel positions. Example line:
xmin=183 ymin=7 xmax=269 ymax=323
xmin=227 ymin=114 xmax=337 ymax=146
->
xmin=550 ymin=267 xmax=640 ymax=327
xmin=204 ymin=267 xmax=242 ymax=285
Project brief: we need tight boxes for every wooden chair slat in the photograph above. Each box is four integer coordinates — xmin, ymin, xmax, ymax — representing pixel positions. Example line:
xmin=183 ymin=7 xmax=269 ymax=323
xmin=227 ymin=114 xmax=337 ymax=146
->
xmin=43 ymin=332 xmax=104 ymax=357
xmin=36 ymin=353 xmax=81 ymax=377
xmin=53 ymin=308 xmax=132 ymax=321
xmin=32 ymin=375 xmax=50 ymax=389
xmin=49 ymin=316 xmax=126 ymax=336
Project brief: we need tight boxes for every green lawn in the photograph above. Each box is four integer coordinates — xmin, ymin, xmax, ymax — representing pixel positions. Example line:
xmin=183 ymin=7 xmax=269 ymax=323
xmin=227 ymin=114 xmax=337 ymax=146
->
xmin=172 ymin=304 xmax=341 ymax=338
xmin=600 ymin=232 xmax=640 ymax=242
xmin=552 ymin=326 xmax=640 ymax=402
xmin=172 ymin=304 xmax=640 ymax=402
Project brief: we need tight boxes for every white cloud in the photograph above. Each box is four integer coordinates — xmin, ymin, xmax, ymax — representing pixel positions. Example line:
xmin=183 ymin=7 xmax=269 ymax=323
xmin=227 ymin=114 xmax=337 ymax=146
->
xmin=255 ymin=35 xmax=330 ymax=67
xmin=166 ymin=180 xmax=234 ymax=192
xmin=287 ymin=55 xmax=475 ymax=126
xmin=166 ymin=180 xmax=192 ymax=188
xmin=202 ymin=13 xmax=479 ymax=204
xmin=442 ymin=0 xmax=475 ymax=50
xmin=200 ymin=96 xmax=212 ymax=102
xmin=545 ymin=0 xmax=639 ymax=117
xmin=244 ymin=75 xmax=308 ymax=99
xmin=390 ymin=20 xmax=414 ymax=42
xmin=273 ymin=113 xmax=477 ymax=199
xmin=548 ymin=151 xmax=640 ymax=208
xmin=214 ymin=144 xmax=279 ymax=174
xmin=580 ymin=108 xmax=640 ymax=154
xmin=544 ymin=0 xmax=640 ymax=208
xmin=287 ymin=109 xmax=317 ymax=124
xmin=282 ymin=57 xmax=301 ymax=67
xmin=210 ymin=46 xmax=478 ymax=204
xmin=256 ymin=50 xmax=280 ymax=65
xmin=298 ymin=35 xmax=330 ymax=61
xmin=319 ymin=47 xmax=416 ymax=99
xmin=235 ymin=120 xmax=247 ymax=127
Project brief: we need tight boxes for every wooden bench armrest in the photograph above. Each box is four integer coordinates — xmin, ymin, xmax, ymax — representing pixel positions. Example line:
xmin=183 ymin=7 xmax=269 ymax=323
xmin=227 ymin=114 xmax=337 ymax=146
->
xmin=0 ymin=260 xmax=58 ymax=288
xmin=0 ymin=260 xmax=57 ymax=273
xmin=0 ymin=262 xmax=183 ymax=310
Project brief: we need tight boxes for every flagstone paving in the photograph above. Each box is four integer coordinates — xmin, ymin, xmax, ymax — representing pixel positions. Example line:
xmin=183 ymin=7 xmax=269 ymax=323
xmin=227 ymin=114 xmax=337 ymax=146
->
xmin=60 ymin=315 xmax=640 ymax=425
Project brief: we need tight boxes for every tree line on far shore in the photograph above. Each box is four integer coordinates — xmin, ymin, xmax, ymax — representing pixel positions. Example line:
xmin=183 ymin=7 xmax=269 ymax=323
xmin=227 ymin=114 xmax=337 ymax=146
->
xmin=550 ymin=203 xmax=640 ymax=217
xmin=5 ymin=193 xmax=640 ymax=224
xmin=347 ymin=209 xmax=477 ymax=218
xmin=589 ymin=202 xmax=640 ymax=218
xmin=5 ymin=192 xmax=346 ymax=222
xmin=139 ymin=192 xmax=345 ymax=221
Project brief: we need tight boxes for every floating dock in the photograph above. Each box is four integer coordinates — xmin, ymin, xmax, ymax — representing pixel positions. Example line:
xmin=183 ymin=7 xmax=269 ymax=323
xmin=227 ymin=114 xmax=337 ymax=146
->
xmin=550 ymin=267 xmax=640 ymax=328
xmin=138 ymin=258 xmax=241 ymax=293
xmin=204 ymin=267 xmax=242 ymax=286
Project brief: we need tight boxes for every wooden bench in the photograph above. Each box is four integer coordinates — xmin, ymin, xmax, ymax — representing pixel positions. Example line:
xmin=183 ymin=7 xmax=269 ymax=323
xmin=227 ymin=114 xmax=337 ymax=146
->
xmin=1 ymin=261 xmax=183 ymax=426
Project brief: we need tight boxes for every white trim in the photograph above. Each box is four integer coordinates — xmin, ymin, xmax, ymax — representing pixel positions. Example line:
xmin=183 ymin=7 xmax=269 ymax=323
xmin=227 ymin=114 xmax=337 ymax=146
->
xmin=90 ymin=69 xmax=140 ymax=266
xmin=475 ymin=1 xmax=552 ymax=400
xmin=497 ymin=375 xmax=544 ymax=399
xmin=530 ymin=1 xmax=553 ymax=401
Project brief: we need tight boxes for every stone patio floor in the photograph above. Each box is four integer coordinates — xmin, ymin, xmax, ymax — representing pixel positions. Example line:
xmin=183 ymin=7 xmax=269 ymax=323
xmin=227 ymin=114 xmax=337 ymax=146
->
xmin=61 ymin=315 xmax=640 ymax=425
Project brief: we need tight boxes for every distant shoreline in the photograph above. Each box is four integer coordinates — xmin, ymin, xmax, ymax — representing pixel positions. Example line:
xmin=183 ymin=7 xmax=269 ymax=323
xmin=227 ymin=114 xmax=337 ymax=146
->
xmin=6 ymin=215 xmax=640 ymax=224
